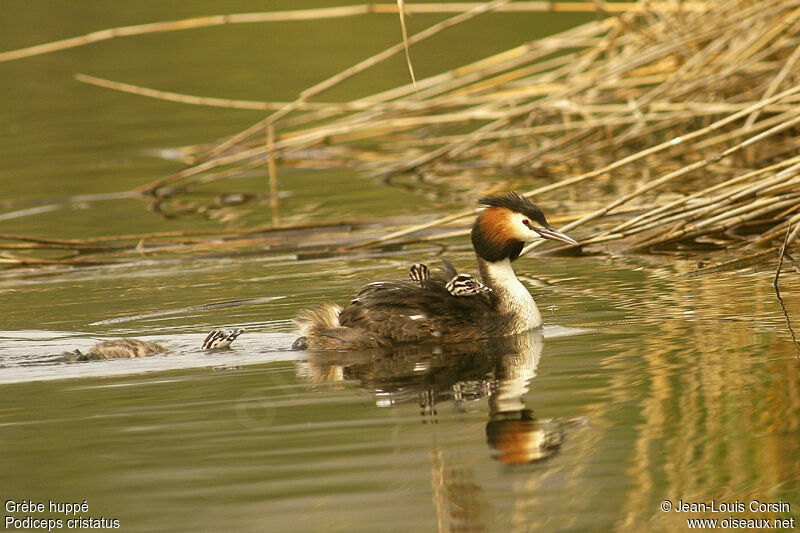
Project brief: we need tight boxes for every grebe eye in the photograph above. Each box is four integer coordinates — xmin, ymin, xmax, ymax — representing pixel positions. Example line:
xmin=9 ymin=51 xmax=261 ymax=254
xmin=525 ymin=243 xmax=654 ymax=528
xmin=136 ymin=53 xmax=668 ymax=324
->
xmin=522 ymin=219 xmax=532 ymax=229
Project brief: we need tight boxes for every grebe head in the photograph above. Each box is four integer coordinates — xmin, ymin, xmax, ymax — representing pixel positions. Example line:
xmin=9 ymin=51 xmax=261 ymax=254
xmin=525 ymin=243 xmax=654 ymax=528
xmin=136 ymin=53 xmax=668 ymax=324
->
xmin=445 ymin=273 xmax=491 ymax=296
xmin=471 ymin=192 xmax=578 ymax=262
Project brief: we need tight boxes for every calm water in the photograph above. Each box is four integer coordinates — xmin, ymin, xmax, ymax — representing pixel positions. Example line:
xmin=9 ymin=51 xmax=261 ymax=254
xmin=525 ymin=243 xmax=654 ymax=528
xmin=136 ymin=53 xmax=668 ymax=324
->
xmin=2 ymin=3 xmax=799 ymax=532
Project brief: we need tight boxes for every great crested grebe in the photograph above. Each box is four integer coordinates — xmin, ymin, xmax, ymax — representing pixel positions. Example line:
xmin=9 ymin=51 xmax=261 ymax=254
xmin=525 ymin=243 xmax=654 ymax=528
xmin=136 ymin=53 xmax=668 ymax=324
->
xmin=293 ymin=192 xmax=578 ymax=350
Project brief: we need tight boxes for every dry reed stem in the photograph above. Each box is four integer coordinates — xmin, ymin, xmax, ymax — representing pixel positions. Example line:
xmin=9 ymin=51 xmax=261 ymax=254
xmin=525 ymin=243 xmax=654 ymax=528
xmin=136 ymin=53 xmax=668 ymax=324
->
xmin=75 ymin=74 xmax=281 ymax=111
xmin=396 ymin=0 xmax=418 ymax=89
xmin=0 ymin=3 xmax=711 ymax=64
xmin=0 ymin=222 xmax=363 ymax=248
xmin=267 ymin=126 xmax=280 ymax=227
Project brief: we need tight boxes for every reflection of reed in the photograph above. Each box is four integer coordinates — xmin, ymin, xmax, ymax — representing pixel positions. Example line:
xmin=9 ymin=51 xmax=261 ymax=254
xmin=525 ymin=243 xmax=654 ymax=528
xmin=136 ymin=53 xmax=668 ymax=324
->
xmin=619 ymin=267 xmax=800 ymax=529
xmin=430 ymin=449 xmax=492 ymax=533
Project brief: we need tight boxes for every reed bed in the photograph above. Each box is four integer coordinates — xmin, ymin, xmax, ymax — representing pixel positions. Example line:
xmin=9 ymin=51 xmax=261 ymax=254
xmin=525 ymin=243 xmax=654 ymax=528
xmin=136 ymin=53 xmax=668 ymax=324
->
xmin=135 ymin=0 xmax=800 ymax=259
xmin=3 ymin=0 xmax=800 ymax=269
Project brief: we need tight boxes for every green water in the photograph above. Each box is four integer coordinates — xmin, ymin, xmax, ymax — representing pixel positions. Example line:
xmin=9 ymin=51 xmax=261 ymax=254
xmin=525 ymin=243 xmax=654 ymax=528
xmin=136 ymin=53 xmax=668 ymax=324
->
xmin=2 ymin=3 xmax=799 ymax=532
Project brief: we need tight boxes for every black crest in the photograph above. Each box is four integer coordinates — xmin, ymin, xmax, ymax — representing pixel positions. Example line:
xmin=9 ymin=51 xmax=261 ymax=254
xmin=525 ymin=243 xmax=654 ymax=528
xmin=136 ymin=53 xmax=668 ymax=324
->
xmin=477 ymin=192 xmax=550 ymax=227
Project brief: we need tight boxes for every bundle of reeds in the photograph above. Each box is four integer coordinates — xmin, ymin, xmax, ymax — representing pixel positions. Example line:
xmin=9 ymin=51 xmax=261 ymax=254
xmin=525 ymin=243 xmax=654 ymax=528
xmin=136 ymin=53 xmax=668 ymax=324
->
xmin=133 ymin=0 xmax=800 ymax=256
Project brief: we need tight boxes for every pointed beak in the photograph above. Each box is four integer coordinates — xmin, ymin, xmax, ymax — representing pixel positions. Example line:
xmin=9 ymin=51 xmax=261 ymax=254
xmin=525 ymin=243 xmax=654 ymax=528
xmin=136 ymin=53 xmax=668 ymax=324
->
xmin=534 ymin=225 xmax=579 ymax=246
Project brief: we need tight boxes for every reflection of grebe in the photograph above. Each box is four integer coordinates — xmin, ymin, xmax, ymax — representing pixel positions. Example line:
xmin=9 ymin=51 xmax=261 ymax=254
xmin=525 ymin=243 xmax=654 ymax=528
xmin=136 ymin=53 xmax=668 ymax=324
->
xmin=293 ymin=192 xmax=577 ymax=350
xmin=485 ymin=415 xmax=565 ymax=465
xmin=297 ymin=331 xmax=584 ymax=464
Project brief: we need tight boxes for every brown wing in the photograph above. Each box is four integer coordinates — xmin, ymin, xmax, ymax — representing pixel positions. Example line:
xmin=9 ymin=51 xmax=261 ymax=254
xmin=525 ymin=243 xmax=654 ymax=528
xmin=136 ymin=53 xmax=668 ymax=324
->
xmin=338 ymin=275 xmax=495 ymax=344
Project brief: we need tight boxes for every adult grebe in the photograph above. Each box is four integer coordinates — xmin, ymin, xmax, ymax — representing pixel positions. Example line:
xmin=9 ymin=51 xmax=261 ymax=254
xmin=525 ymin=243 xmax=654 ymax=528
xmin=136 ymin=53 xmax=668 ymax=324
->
xmin=293 ymin=192 xmax=578 ymax=350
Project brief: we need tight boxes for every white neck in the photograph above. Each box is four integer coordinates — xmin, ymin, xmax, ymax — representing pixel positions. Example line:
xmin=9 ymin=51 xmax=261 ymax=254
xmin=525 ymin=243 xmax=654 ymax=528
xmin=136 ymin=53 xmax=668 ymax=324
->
xmin=477 ymin=257 xmax=542 ymax=332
